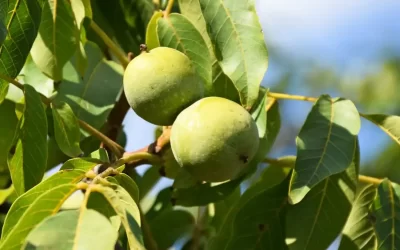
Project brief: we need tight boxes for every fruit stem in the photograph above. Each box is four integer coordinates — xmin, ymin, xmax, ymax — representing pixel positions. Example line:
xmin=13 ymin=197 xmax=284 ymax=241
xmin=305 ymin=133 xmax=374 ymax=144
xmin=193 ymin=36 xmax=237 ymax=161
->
xmin=89 ymin=20 xmax=130 ymax=68
xmin=164 ymin=0 xmax=174 ymax=16
xmin=264 ymin=156 xmax=383 ymax=186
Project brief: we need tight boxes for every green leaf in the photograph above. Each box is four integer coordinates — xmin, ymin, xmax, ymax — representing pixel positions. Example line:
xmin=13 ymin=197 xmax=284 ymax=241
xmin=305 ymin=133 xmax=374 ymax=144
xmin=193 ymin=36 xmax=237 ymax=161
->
xmin=88 ymin=148 xmax=109 ymax=162
xmin=31 ymin=0 xmax=78 ymax=81
xmin=289 ymin=95 xmax=361 ymax=204
xmin=70 ymin=0 xmax=92 ymax=29
xmin=60 ymin=156 xmax=103 ymax=171
xmin=0 ymin=184 xmax=78 ymax=250
xmin=138 ymin=165 xmax=160 ymax=200
xmin=178 ymin=0 xmax=239 ymax=101
xmin=86 ymin=191 xmax=120 ymax=230
xmin=285 ymin=140 xmax=359 ymax=250
xmin=198 ymin=0 xmax=268 ymax=109
xmin=2 ymin=169 xmax=87 ymax=238
xmin=0 ymin=100 xmax=18 ymax=171
xmin=146 ymin=11 xmax=163 ymax=50
xmin=211 ymin=185 xmax=241 ymax=232
xmin=173 ymin=167 xmax=198 ymax=189
xmin=244 ymin=98 xmax=281 ymax=177
xmin=146 ymin=187 xmax=173 ymax=221
xmin=99 ymin=185 xmax=145 ymax=250
xmin=114 ymin=173 xmax=140 ymax=204
xmin=172 ymin=175 xmax=245 ymax=207
xmin=158 ymin=13 xmax=212 ymax=93
xmin=0 ymin=0 xmax=43 ymax=80
xmin=0 ymin=2 xmax=7 ymax=46
xmin=209 ymin=174 xmax=290 ymax=250
xmin=250 ymin=87 xmax=268 ymax=138
xmin=339 ymin=184 xmax=377 ymax=250
xmin=150 ymin=210 xmax=195 ymax=249
xmin=51 ymin=101 xmax=82 ymax=157
xmin=362 ymin=114 xmax=400 ymax=146
xmin=8 ymin=84 xmax=48 ymax=195
xmin=0 ymin=81 xmax=8 ymax=103
xmin=370 ymin=179 xmax=400 ymax=250
xmin=55 ymin=41 xmax=123 ymax=130
xmin=23 ymin=209 xmax=118 ymax=250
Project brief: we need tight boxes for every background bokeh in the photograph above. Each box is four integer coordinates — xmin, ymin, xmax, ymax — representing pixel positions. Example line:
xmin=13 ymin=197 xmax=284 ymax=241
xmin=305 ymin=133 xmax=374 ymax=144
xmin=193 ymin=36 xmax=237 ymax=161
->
xmin=119 ymin=1 xmax=400 ymax=249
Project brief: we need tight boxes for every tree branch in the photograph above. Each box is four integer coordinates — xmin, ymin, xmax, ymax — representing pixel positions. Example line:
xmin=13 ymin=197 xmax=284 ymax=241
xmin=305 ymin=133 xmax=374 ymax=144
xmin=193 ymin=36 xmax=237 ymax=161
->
xmin=267 ymin=92 xmax=318 ymax=102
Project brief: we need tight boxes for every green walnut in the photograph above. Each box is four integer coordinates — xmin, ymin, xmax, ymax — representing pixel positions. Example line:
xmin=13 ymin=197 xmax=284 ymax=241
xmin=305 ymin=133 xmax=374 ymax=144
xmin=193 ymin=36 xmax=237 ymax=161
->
xmin=170 ymin=97 xmax=260 ymax=182
xmin=123 ymin=47 xmax=203 ymax=125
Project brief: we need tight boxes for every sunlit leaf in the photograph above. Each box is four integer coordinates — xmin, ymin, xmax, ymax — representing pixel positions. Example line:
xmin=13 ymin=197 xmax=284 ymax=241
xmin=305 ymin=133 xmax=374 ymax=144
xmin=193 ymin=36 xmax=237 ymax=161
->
xmin=2 ymin=169 xmax=87 ymax=238
xmin=88 ymin=148 xmax=109 ymax=162
xmin=286 ymin=140 xmax=359 ymax=250
xmin=99 ymin=185 xmax=145 ymax=249
xmin=55 ymin=42 xmax=123 ymax=130
xmin=138 ymin=165 xmax=161 ymax=200
xmin=146 ymin=11 xmax=163 ymax=50
xmin=209 ymin=174 xmax=291 ymax=250
xmin=339 ymin=184 xmax=377 ymax=250
xmin=362 ymin=114 xmax=400 ymax=146
xmin=0 ymin=0 xmax=43 ymax=80
xmin=0 ymin=185 xmax=14 ymax=205
xmin=51 ymin=101 xmax=82 ymax=157
xmin=370 ymin=179 xmax=400 ymax=250
xmin=70 ymin=0 xmax=92 ymax=29
xmin=20 ymin=55 xmax=53 ymax=98
xmin=23 ymin=209 xmax=118 ymax=250
xmin=289 ymin=95 xmax=360 ymax=204
xmin=60 ymin=157 xmax=103 ymax=171
xmin=178 ymin=0 xmax=240 ymax=101
xmin=158 ymin=13 xmax=212 ymax=93
xmin=0 ymin=81 xmax=7 ymax=103
xmin=0 ymin=184 xmax=78 ymax=250
xmin=150 ymin=210 xmax=195 ymax=249
xmin=198 ymin=0 xmax=268 ymax=109
xmin=31 ymin=0 xmax=79 ymax=81
xmin=8 ymin=84 xmax=48 ymax=195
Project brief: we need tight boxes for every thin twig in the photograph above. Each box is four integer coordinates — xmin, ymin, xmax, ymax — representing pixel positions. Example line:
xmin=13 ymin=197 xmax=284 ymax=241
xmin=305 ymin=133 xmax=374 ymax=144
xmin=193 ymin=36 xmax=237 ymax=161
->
xmin=78 ymin=120 xmax=125 ymax=158
xmin=265 ymin=156 xmax=383 ymax=186
xmin=89 ymin=21 xmax=130 ymax=68
xmin=267 ymin=92 xmax=318 ymax=102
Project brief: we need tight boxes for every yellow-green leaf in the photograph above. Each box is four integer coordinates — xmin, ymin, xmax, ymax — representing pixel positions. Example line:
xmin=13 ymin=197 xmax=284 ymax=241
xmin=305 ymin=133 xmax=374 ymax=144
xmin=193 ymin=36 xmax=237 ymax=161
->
xmin=146 ymin=11 xmax=162 ymax=50
xmin=23 ymin=209 xmax=118 ymax=250
xmin=0 ymin=184 xmax=78 ymax=250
